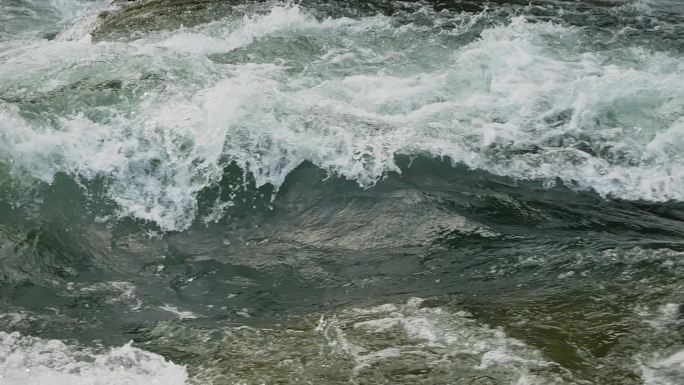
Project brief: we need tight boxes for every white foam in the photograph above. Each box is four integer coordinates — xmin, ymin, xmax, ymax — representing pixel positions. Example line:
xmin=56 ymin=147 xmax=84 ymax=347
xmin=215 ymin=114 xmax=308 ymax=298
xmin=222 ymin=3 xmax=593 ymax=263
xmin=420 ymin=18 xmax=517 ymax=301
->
xmin=160 ymin=304 xmax=200 ymax=320
xmin=640 ymin=349 xmax=684 ymax=385
xmin=0 ymin=332 xmax=188 ymax=385
xmin=1 ymin=4 xmax=683 ymax=230
xmin=317 ymin=298 xmax=566 ymax=383
xmin=56 ymin=0 xmax=114 ymax=42
xmin=63 ymin=281 xmax=143 ymax=311
xmin=645 ymin=303 xmax=681 ymax=329
xmin=152 ymin=5 xmax=340 ymax=55
xmin=0 ymin=312 xmax=33 ymax=328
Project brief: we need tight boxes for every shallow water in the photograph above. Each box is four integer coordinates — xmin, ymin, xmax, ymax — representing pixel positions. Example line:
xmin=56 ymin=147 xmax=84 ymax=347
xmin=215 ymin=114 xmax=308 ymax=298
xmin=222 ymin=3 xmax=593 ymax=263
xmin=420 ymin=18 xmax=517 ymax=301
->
xmin=0 ymin=0 xmax=682 ymax=384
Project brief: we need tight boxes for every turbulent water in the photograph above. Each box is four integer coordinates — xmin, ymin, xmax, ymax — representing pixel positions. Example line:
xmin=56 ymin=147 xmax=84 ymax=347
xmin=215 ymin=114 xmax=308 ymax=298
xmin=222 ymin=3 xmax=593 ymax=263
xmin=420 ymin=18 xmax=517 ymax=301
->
xmin=0 ymin=0 xmax=683 ymax=384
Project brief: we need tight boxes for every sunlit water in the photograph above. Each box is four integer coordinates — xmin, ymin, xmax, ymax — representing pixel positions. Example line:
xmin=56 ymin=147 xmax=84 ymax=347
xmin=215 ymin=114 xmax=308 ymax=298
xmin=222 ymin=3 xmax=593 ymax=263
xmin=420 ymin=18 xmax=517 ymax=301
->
xmin=0 ymin=0 xmax=682 ymax=384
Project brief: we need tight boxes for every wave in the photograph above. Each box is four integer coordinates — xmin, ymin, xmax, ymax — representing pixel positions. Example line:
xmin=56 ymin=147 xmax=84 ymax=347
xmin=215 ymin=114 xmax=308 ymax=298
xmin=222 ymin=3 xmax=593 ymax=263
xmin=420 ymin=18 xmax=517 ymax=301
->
xmin=0 ymin=2 xmax=682 ymax=231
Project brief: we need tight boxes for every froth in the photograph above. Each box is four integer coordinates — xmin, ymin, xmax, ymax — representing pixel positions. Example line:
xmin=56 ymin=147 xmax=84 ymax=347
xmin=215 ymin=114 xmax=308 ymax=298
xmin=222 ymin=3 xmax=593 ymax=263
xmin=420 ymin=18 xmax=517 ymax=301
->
xmin=315 ymin=297 xmax=571 ymax=384
xmin=640 ymin=349 xmax=684 ymax=385
xmin=0 ymin=332 xmax=188 ymax=385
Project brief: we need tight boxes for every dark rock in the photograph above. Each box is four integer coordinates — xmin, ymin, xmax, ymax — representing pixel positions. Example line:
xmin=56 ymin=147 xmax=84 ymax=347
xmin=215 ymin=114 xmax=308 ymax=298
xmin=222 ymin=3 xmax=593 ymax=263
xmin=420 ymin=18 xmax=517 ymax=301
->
xmin=93 ymin=0 xmax=250 ymax=40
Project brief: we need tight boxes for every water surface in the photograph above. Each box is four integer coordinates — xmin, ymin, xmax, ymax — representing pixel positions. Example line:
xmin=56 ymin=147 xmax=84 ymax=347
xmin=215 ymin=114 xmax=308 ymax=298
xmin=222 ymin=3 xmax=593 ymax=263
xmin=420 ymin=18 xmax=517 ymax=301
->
xmin=0 ymin=0 xmax=682 ymax=384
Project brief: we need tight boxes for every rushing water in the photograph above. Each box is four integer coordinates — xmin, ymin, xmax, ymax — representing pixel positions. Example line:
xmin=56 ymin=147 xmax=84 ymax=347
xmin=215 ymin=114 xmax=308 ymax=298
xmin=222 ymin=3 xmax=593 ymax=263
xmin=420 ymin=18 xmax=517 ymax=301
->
xmin=0 ymin=0 xmax=683 ymax=384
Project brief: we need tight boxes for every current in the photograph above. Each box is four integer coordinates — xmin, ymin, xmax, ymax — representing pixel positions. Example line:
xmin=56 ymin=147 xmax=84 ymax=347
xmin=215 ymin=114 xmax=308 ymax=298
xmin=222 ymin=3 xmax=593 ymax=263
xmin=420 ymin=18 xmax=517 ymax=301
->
xmin=0 ymin=0 xmax=682 ymax=384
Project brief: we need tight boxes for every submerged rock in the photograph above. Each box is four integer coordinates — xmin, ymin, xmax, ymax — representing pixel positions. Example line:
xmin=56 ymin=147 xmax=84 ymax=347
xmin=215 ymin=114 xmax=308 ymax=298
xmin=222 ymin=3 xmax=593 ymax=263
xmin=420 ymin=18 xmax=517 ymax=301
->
xmin=92 ymin=0 xmax=245 ymax=40
xmin=89 ymin=0 xmax=523 ymax=41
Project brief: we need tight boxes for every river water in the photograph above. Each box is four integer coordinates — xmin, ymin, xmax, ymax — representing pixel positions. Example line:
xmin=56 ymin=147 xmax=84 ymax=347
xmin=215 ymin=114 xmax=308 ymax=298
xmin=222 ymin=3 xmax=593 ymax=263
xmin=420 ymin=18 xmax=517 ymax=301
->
xmin=0 ymin=0 xmax=682 ymax=384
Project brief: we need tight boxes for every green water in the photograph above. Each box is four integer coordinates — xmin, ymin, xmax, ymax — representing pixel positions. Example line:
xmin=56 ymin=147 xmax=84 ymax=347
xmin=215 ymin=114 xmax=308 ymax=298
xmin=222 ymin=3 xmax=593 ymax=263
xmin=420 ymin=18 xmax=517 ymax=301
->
xmin=0 ymin=1 xmax=682 ymax=384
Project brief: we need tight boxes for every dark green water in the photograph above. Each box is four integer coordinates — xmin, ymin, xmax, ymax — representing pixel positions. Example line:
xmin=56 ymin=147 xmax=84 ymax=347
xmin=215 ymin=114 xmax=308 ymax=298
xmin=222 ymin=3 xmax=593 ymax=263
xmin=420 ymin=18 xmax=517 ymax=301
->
xmin=0 ymin=1 xmax=682 ymax=384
